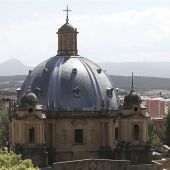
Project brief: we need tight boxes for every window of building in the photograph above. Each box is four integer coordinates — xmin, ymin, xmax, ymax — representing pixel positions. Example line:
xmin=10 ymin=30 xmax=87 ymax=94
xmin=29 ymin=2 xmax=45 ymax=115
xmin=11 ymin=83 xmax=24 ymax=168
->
xmin=97 ymin=68 xmax=102 ymax=73
xmin=72 ymin=68 xmax=77 ymax=74
xmin=29 ymin=127 xmax=35 ymax=142
xmin=133 ymin=124 xmax=139 ymax=141
xmin=74 ymin=129 xmax=83 ymax=144
xmin=133 ymin=107 xmax=138 ymax=112
xmin=106 ymin=88 xmax=113 ymax=97
xmin=65 ymin=38 xmax=72 ymax=49
xmin=115 ymin=127 xmax=119 ymax=140
xmin=28 ymin=108 xmax=33 ymax=113
xmin=73 ymin=87 xmax=81 ymax=97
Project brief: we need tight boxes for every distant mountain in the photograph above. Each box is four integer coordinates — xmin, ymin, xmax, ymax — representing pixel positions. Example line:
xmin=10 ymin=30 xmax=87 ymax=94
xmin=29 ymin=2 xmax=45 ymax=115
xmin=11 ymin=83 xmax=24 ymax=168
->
xmin=1 ymin=59 xmax=170 ymax=91
xmin=0 ymin=59 xmax=33 ymax=76
xmin=109 ymin=75 xmax=170 ymax=91
xmin=98 ymin=62 xmax=170 ymax=78
xmin=0 ymin=74 xmax=170 ymax=92
xmin=0 ymin=75 xmax=26 ymax=83
xmin=1 ymin=59 xmax=170 ymax=78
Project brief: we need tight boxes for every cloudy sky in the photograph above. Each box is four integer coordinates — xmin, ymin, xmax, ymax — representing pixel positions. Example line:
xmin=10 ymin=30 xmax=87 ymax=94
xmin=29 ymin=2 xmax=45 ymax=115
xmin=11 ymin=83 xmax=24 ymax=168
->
xmin=0 ymin=0 xmax=170 ymax=66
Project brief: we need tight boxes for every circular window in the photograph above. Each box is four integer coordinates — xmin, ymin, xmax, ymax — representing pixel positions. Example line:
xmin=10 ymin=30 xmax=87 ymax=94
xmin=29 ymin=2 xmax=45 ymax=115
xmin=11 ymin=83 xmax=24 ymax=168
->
xmin=28 ymin=108 xmax=33 ymax=113
xmin=133 ymin=107 xmax=138 ymax=112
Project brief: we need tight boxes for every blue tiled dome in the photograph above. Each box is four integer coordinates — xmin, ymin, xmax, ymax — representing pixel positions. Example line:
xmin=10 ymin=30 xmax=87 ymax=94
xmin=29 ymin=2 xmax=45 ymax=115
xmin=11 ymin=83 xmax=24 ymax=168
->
xmin=18 ymin=56 xmax=119 ymax=114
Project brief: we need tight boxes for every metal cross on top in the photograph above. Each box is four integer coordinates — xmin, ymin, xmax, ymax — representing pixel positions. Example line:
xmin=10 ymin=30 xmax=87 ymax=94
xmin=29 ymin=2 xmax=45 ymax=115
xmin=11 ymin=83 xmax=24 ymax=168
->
xmin=63 ymin=5 xmax=72 ymax=23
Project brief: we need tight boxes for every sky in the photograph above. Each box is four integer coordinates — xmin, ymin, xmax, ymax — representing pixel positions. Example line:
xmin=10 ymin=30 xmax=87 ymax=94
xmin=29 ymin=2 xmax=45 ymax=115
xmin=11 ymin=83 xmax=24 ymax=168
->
xmin=0 ymin=0 xmax=170 ymax=66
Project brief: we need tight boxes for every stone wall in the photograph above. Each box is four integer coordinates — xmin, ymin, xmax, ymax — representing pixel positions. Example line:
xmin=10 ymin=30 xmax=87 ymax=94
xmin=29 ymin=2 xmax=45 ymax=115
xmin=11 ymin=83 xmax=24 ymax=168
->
xmin=52 ymin=159 xmax=130 ymax=170
xmin=42 ymin=159 xmax=163 ymax=170
xmin=115 ymin=142 xmax=152 ymax=165
xmin=131 ymin=161 xmax=162 ymax=170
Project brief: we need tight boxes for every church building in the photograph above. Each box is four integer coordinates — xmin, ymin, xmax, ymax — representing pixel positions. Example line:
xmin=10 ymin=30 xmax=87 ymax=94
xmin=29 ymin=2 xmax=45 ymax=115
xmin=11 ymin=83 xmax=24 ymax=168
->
xmin=9 ymin=7 xmax=152 ymax=168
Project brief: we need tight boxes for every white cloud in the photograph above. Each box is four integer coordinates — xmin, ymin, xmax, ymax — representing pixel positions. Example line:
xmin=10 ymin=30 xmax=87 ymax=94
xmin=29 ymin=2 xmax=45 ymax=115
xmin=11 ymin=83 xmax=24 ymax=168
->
xmin=76 ymin=7 xmax=170 ymax=62
xmin=0 ymin=7 xmax=170 ymax=65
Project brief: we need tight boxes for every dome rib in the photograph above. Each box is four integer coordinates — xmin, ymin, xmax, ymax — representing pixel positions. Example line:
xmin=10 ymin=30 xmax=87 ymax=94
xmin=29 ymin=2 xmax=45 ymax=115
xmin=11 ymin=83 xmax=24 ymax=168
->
xmin=47 ymin=57 xmax=65 ymax=110
xmin=80 ymin=58 xmax=103 ymax=109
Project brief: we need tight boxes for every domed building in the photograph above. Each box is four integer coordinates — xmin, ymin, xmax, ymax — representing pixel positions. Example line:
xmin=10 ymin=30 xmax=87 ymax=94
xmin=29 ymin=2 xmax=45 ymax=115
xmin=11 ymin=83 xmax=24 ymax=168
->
xmin=9 ymin=7 xmax=152 ymax=169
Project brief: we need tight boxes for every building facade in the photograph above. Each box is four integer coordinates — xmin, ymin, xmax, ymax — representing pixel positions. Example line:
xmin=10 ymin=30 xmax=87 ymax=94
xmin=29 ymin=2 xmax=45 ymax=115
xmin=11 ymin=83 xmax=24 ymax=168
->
xmin=9 ymin=9 xmax=151 ymax=168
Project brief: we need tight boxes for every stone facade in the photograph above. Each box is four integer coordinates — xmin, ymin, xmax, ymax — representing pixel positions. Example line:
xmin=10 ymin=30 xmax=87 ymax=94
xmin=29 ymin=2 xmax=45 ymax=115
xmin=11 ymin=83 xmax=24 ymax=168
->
xmin=8 ymin=9 xmax=162 ymax=169
xmin=9 ymin=91 xmax=150 ymax=167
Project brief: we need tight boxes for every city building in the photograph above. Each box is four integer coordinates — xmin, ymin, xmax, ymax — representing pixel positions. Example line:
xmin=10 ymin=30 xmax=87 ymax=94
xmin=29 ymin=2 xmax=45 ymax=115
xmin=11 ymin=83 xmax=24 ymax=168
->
xmin=8 ymin=7 xmax=162 ymax=170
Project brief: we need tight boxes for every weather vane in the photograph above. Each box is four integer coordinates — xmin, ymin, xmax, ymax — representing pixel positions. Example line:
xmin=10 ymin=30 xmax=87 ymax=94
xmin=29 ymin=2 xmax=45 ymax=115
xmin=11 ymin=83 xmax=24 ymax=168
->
xmin=63 ymin=5 xmax=72 ymax=23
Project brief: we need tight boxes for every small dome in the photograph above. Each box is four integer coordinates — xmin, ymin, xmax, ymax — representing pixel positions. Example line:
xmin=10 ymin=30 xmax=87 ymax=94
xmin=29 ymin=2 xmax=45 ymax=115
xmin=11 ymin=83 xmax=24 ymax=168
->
xmin=123 ymin=89 xmax=141 ymax=109
xmin=22 ymin=92 xmax=38 ymax=104
xmin=58 ymin=22 xmax=75 ymax=32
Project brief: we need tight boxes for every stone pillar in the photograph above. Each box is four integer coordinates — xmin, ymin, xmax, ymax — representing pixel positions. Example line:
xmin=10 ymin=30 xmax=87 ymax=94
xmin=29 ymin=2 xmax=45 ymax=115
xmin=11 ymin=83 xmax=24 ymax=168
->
xmin=108 ymin=120 xmax=113 ymax=148
xmin=101 ymin=122 xmax=109 ymax=147
xmin=101 ymin=123 xmax=106 ymax=147
xmin=105 ymin=123 xmax=108 ymax=146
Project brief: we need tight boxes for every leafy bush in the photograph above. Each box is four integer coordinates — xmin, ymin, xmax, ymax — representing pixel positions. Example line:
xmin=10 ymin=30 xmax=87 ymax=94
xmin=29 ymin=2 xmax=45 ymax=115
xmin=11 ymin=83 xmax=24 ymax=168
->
xmin=148 ymin=117 xmax=161 ymax=148
xmin=166 ymin=111 xmax=170 ymax=146
xmin=0 ymin=152 xmax=38 ymax=169
xmin=0 ymin=100 xmax=9 ymax=148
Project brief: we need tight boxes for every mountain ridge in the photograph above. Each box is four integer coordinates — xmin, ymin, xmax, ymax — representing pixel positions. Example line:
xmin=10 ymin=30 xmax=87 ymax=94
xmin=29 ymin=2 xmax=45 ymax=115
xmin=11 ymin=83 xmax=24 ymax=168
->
xmin=1 ymin=59 xmax=170 ymax=78
xmin=1 ymin=74 xmax=170 ymax=92
xmin=98 ymin=62 xmax=170 ymax=78
xmin=0 ymin=59 xmax=33 ymax=76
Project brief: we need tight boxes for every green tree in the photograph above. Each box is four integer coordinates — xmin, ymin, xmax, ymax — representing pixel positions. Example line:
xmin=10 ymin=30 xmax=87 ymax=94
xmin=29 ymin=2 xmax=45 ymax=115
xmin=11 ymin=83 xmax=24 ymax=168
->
xmin=147 ymin=117 xmax=161 ymax=148
xmin=0 ymin=152 xmax=38 ymax=170
xmin=165 ymin=111 xmax=170 ymax=146
xmin=0 ymin=99 xmax=9 ymax=148
xmin=148 ymin=117 xmax=154 ymax=140
xmin=151 ymin=134 xmax=161 ymax=149
xmin=157 ymin=126 xmax=165 ymax=144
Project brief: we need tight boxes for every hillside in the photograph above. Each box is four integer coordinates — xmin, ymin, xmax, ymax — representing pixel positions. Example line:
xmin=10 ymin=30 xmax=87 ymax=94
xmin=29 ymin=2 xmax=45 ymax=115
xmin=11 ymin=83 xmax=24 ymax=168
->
xmin=0 ymin=75 xmax=170 ymax=92
xmin=99 ymin=62 xmax=170 ymax=78
xmin=0 ymin=59 xmax=33 ymax=76
xmin=0 ymin=75 xmax=26 ymax=91
xmin=109 ymin=75 xmax=170 ymax=91
xmin=1 ymin=59 xmax=170 ymax=78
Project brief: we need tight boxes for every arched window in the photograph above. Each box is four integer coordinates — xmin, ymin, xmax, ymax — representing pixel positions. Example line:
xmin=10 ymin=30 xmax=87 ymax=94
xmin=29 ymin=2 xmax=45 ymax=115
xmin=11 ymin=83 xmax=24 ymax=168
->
xmin=29 ymin=127 xmax=35 ymax=142
xmin=133 ymin=124 xmax=139 ymax=141
xmin=28 ymin=108 xmax=33 ymax=113
xmin=115 ymin=127 xmax=119 ymax=140
xmin=106 ymin=87 xmax=113 ymax=97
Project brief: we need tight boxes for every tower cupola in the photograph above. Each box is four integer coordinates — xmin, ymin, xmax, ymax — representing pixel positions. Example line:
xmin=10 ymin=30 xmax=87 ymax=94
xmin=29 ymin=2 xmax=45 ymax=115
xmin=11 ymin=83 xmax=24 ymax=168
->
xmin=57 ymin=6 xmax=78 ymax=56
xmin=123 ymin=73 xmax=142 ymax=109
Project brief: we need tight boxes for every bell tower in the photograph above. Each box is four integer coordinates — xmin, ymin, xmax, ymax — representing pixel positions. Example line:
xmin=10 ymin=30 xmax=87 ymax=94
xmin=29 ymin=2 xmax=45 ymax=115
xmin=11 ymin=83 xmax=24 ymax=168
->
xmin=57 ymin=6 xmax=78 ymax=56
